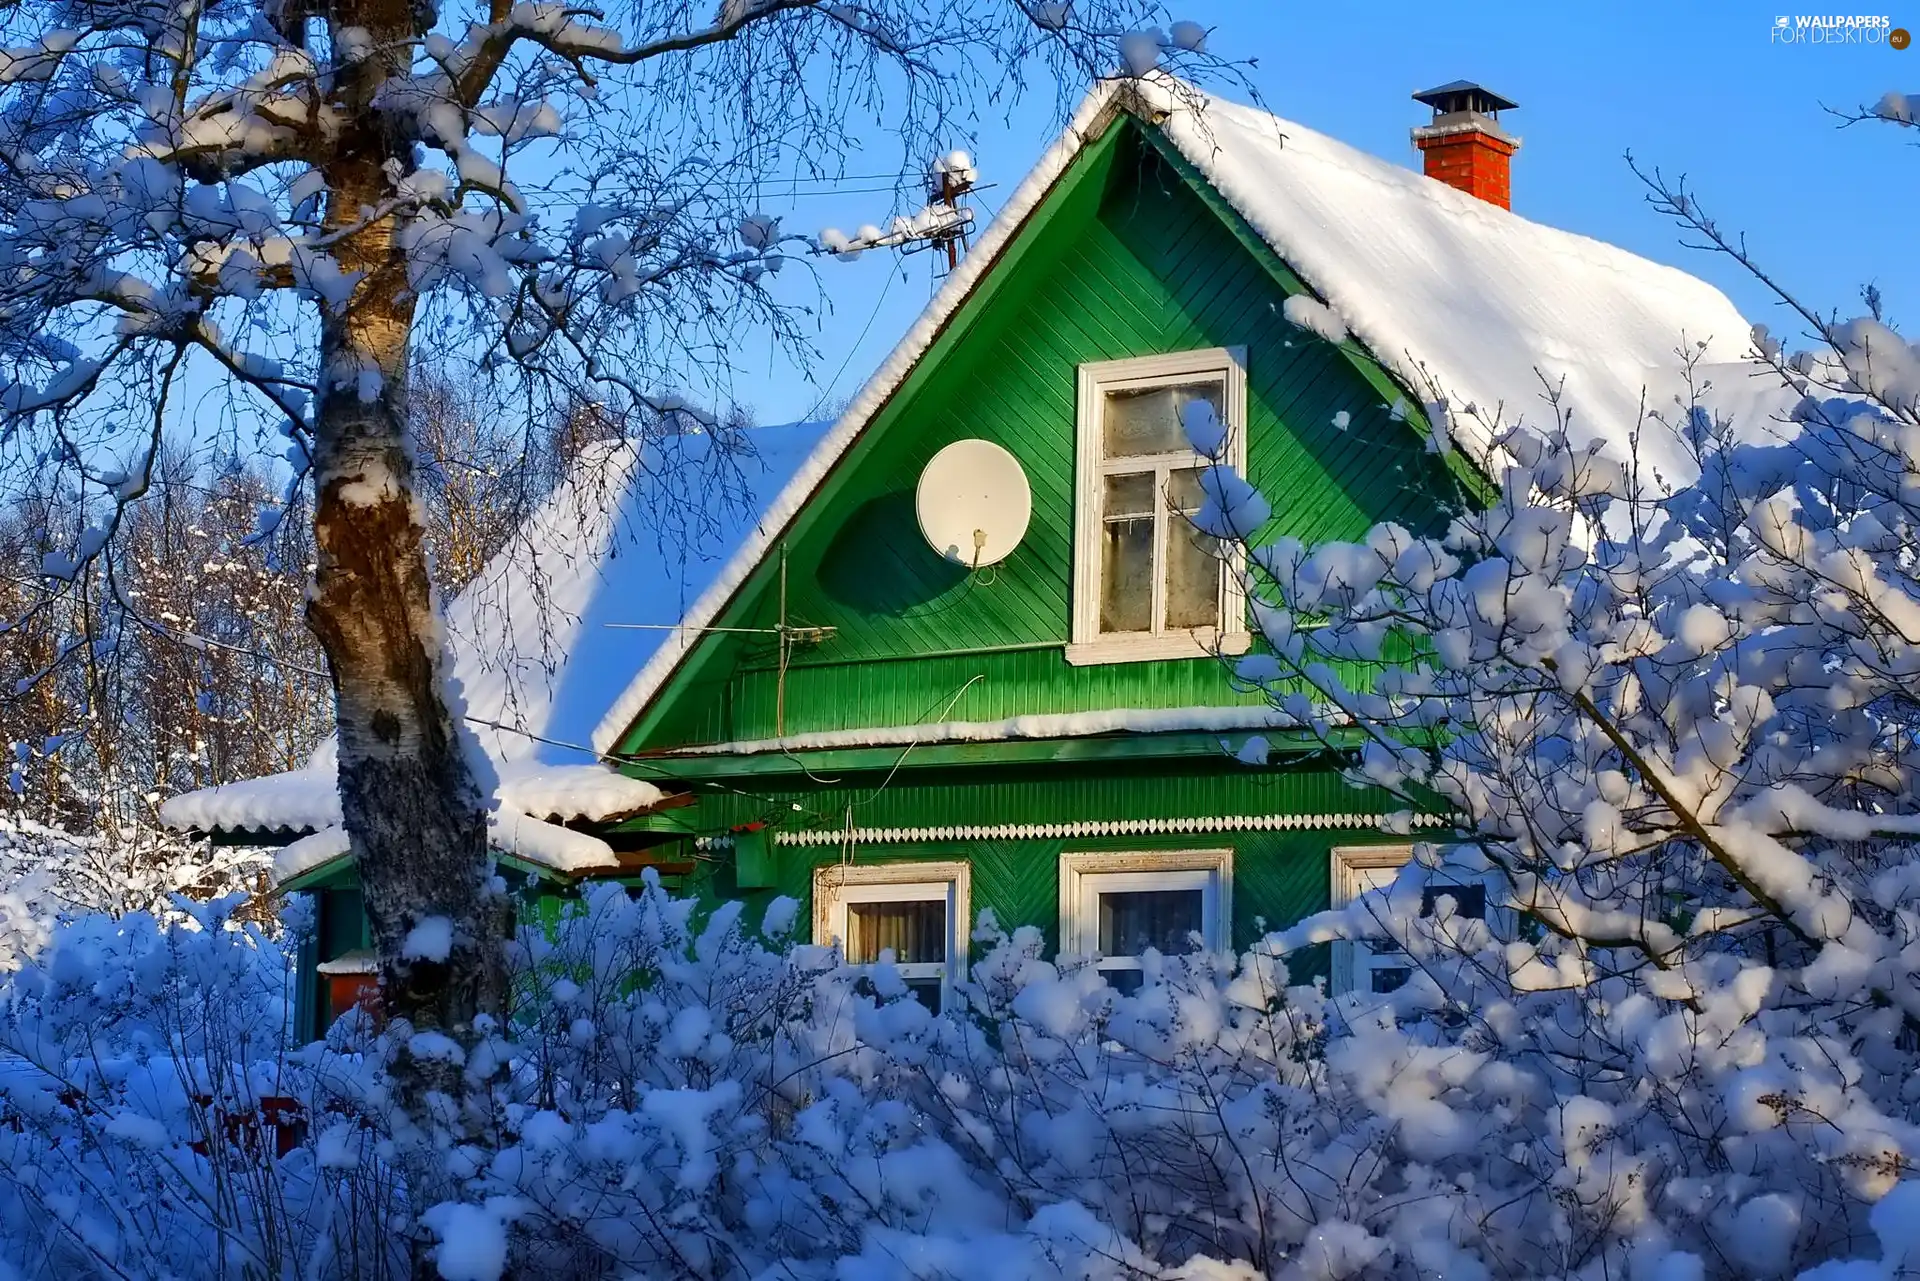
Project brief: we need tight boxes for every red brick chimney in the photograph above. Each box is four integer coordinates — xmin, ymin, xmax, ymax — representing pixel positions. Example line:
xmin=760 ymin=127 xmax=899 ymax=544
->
xmin=1411 ymin=81 xmax=1519 ymax=210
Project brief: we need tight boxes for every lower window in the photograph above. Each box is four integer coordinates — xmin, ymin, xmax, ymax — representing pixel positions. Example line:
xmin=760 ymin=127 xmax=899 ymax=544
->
xmin=1059 ymin=850 xmax=1232 ymax=993
xmin=1330 ymin=845 xmax=1491 ymax=997
xmin=813 ymin=861 xmax=970 ymax=1011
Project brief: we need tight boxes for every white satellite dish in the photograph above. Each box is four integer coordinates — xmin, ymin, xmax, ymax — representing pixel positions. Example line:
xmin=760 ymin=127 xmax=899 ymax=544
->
xmin=915 ymin=439 xmax=1031 ymax=568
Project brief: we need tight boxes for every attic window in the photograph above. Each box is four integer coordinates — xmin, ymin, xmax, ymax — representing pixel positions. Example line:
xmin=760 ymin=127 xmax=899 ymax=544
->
xmin=1070 ymin=348 xmax=1250 ymax=665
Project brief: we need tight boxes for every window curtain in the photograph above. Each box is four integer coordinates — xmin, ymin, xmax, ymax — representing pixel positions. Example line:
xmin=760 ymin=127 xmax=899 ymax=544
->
xmin=846 ymin=900 xmax=946 ymax=964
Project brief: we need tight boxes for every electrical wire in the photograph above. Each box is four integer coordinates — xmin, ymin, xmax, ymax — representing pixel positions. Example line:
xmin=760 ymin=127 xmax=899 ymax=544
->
xmin=804 ymin=264 xmax=898 ymax=422
xmin=850 ymin=673 xmax=986 ymax=809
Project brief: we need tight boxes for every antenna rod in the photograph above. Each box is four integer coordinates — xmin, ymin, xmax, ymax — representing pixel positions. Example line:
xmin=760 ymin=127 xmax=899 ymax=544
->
xmin=604 ymin=623 xmax=801 ymax=635
xmin=776 ymin=543 xmax=790 ymax=738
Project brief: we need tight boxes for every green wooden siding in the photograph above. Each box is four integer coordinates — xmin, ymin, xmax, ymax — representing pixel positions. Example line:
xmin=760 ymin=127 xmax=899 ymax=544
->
xmin=294 ymin=761 xmax=1410 ymax=1031
xmin=648 ymin=762 xmax=1412 ymax=983
xmin=702 ymin=824 xmax=1405 ymax=987
xmin=651 ymin=757 xmax=1394 ymax=841
xmin=619 ymin=119 xmax=1464 ymax=755
xmin=753 ymin=829 xmax=1347 ymax=959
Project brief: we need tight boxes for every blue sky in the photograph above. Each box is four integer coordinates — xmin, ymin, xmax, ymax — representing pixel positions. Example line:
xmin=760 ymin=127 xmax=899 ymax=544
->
xmin=744 ymin=1 xmax=1919 ymax=426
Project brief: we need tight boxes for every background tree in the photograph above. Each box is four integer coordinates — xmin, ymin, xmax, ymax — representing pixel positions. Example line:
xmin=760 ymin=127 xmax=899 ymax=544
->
xmin=1 ymin=448 xmax=329 ymax=916
xmin=409 ymin=366 xmax=573 ymax=595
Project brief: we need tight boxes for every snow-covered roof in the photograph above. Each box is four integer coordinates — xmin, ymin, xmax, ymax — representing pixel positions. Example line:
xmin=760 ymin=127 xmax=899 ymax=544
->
xmin=591 ymin=79 xmax=1780 ymax=754
xmin=162 ymin=419 xmax=831 ymax=872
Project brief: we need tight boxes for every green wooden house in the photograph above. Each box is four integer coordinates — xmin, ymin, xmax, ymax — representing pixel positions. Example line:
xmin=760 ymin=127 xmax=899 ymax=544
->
xmin=165 ymin=80 xmax=1763 ymax=1033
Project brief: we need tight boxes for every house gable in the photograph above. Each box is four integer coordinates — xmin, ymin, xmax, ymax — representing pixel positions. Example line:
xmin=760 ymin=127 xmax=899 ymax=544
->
xmin=614 ymin=115 xmax=1468 ymax=759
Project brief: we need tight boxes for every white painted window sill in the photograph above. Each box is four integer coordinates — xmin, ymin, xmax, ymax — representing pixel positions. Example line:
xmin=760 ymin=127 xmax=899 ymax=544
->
xmin=1064 ymin=631 xmax=1251 ymax=667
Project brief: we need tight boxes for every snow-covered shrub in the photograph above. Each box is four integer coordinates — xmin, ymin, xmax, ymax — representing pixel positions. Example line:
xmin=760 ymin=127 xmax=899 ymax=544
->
xmin=4 ymin=876 xmax=1317 ymax=1280
xmin=1192 ymin=306 xmax=1920 ymax=1277
xmin=0 ymin=818 xmax=268 ymax=969
xmin=2 ymin=822 xmax=1916 ymax=1279
xmin=435 ymin=879 xmax=1336 ymax=1279
xmin=0 ymin=894 xmax=329 ymax=1278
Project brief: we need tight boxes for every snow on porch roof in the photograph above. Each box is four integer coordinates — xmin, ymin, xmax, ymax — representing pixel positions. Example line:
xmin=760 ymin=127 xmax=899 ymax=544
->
xmin=591 ymin=77 xmax=1781 ymax=755
xmin=161 ymin=418 xmax=831 ymax=861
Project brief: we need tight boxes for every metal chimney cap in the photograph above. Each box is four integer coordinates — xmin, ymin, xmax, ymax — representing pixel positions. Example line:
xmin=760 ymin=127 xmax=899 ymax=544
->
xmin=1412 ymin=80 xmax=1519 ymax=117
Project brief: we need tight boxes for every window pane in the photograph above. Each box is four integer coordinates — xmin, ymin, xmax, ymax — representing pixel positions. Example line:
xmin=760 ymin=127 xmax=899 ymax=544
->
xmin=1101 ymin=476 xmax=1154 ymax=633
xmin=1103 ymin=381 xmax=1221 ymax=457
xmin=1420 ymin=885 xmax=1486 ymax=920
xmin=847 ymin=899 xmax=946 ymax=965
xmin=1098 ymin=889 xmax=1203 ymax=957
xmin=1103 ymin=471 xmax=1156 ymax=518
xmin=1165 ymin=466 xmax=1206 ymax=513
xmin=1164 ymin=514 xmax=1220 ymax=630
xmin=1371 ymin=966 xmax=1411 ymax=994
xmin=1107 ymin=968 xmax=1145 ymax=996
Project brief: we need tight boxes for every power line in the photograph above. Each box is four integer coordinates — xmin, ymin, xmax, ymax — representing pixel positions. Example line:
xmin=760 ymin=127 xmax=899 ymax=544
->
xmin=804 ymin=264 xmax=897 ymax=422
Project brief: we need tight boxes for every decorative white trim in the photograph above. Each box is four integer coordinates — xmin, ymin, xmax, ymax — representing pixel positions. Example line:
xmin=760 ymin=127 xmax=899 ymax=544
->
xmin=752 ymin=812 xmax=1447 ymax=849
xmin=1071 ymin=346 xmax=1251 ymax=664
xmin=1063 ymin=630 xmax=1251 ymax=667
xmin=812 ymin=860 xmax=971 ymax=1006
xmin=1059 ymin=848 xmax=1233 ymax=971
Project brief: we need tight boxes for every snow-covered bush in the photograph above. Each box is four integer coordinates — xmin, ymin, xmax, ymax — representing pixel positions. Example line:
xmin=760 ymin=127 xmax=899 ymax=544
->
xmin=0 ymin=894 xmax=323 ymax=1278
xmin=427 ymin=880 xmax=1334 ymax=1278
xmin=0 ymin=817 xmax=267 ymax=969
xmin=3 ymin=817 xmax=1919 ymax=1280
xmin=1183 ymin=286 xmax=1920 ymax=1272
xmin=4 ymin=877 xmax=1328 ymax=1280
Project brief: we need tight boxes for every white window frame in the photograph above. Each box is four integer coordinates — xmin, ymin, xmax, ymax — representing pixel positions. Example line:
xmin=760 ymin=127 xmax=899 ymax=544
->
xmin=1329 ymin=844 xmax=1504 ymax=997
xmin=813 ymin=861 xmax=970 ymax=1007
xmin=1058 ymin=849 xmax=1233 ymax=985
xmin=1070 ymin=347 xmax=1252 ymax=666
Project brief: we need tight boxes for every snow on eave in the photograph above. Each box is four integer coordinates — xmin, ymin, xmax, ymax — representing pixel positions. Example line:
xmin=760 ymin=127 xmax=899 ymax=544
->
xmin=655 ymin=704 xmax=1307 ymax=758
xmin=163 ymin=765 xmax=343 ymax=838
xmin=317 ymin=950 xmax=377 ymax=976
xmin=271 ymin=825 xmax=352 ymax=887
xmin=588 ymin=81 xmax=1139 ymax=756
xmin=166 ymin=756 xmax=664 ymax=838
xmin=267 ymin=812 xmax=624 ymax=890
xmin=488 ymin=810 xmax=622 ymax=875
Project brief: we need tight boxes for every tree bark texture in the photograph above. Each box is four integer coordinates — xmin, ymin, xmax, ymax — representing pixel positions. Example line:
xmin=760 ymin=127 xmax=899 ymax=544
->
xmin=304 ymin=0 xmax=507 ymax=1118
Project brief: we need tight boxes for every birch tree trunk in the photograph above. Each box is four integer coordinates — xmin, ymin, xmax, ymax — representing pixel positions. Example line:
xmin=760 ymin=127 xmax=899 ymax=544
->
xmin=302 ymin=0 xmax=506 ymax=1122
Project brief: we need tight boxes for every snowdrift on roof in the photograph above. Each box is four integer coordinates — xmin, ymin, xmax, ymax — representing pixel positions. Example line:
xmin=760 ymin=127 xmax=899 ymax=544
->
xmin=1160 ymin=90 xmax=1766 ymax=470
